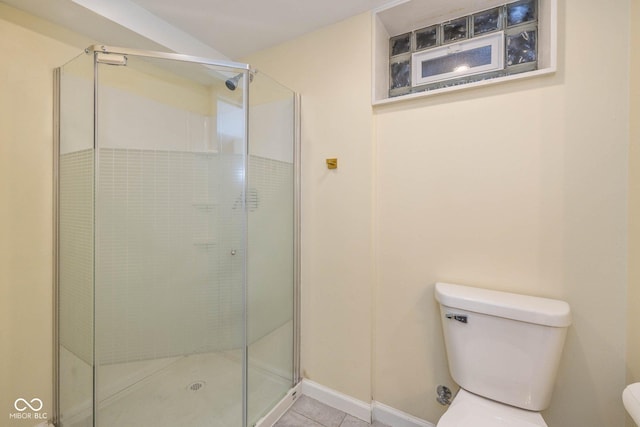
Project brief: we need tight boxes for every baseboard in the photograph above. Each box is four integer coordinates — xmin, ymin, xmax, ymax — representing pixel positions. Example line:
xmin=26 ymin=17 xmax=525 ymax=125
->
xmin=300 ymin=379 xmax=371 ymax=422
xmin=372 ymin=401 xmax=436 ymax=427
xmin=299 ymin=379 xmax=435 ymax=427
xmin=57 ymin=374 xmax=436 ymax=427
xmin=255 ymin=383 xmax=301 ymax=427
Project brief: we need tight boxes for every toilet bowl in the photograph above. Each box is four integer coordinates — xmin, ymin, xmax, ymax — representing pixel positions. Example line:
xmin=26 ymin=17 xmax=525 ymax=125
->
xmin=434 ymin=282 xmax=571 ymax=427
xmin=437 ymin=389 xmax=546 ymax=427
xmin=624 ymin=383 xmax=640 ymax=426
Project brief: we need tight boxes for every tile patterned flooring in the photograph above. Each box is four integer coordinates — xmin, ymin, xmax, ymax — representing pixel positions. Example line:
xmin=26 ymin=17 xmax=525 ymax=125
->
xmin=274 ymin=396 xmax=392 ymax=427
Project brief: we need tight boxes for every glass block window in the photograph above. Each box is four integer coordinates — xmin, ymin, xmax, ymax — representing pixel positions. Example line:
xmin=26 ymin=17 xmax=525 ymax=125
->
xmin=507 ymin=27 xmax=537 ymax=66
xmin=473 ymin=8 xmax=502 ymax=35
xmin=390 ymin=59 xmax=411 ymax=90
xmin=416 ymin=26 xmax=438 ymax=50
xmin=443 ymin=17 xmax=468 ymax=44
xmin=507 ymin=0 xmax=537 ymax=27
xmin=388 ymin=0 xmax=538 ymax=97
xmin=390 ymin=33 xmax=411 ymax=56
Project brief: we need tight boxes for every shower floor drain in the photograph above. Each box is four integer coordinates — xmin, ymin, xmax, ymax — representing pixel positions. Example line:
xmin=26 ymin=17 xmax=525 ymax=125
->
xmin=187 ymin=381 xmax=206 ymax=392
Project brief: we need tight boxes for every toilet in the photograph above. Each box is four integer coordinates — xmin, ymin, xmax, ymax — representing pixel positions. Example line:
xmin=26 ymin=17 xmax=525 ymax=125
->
xmin=434 ymin=282 xmax=571 ymax=427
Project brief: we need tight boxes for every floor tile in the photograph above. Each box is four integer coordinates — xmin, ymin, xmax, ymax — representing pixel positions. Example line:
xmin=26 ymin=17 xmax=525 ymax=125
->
xmin=290 ymin=396 xmax=347 ymax=427
xmin=275 ymin=410 xmax=325 ymax=427
xmin=339 ymin=414 xmax=371 ymax=427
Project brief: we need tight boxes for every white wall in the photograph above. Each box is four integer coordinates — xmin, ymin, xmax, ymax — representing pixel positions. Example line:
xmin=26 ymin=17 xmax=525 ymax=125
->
xmin=247 ymin=1 xmax=632 ymax=425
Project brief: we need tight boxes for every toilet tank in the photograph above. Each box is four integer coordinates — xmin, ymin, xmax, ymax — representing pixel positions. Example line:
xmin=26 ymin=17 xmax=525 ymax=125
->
xmin=435 ymin=282 xmax=571 ymax=411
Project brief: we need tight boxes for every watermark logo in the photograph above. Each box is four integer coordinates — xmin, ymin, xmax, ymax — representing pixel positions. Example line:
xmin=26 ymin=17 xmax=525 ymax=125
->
xmin=14 ymin=398 xmax=43 ymax=412
xmin=9 ymin=397 xmax=47 ymax=420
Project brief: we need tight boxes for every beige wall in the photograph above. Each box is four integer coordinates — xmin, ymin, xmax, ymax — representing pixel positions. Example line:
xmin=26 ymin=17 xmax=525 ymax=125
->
xmin=248 ymin=1 xmax=632 ymax=426
xmin=246 ymin=12 xmax=375 ymax=402
xmin=628 ymin=0 xmax=640 ymax=398
xmin=0 ymin=4 xmax=87 ymax=424
xmin=375 ymin=1 xmax=629 ymax=425
xmin=1 ymin=1 xmax=636 ymax=426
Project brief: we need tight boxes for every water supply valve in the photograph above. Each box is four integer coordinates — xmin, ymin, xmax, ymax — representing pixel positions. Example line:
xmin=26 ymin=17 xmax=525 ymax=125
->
xmin=437 ymin=385 xmax=452 ymax=405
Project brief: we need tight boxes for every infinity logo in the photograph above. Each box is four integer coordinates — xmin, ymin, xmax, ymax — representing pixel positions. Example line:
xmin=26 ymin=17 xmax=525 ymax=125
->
xmin=14 ymin=398 xmax=43 ymax=412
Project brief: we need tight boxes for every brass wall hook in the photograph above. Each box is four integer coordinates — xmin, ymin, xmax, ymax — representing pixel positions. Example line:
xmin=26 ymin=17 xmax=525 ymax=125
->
xmin=326 ymin=158 xmax=338 ymax=169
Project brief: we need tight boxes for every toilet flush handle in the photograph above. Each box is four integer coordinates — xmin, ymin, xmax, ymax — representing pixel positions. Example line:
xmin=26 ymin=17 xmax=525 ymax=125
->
xmin=445 ymin=313 xmax=468 ymax=323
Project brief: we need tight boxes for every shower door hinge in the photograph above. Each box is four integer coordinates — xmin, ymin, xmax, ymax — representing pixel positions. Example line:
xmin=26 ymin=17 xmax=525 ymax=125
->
xmin=96 ymin=53 xmax=128 ymax=66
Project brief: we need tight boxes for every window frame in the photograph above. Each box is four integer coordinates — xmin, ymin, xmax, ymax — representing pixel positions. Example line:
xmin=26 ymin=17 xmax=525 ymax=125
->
xmin=412 ymin=31 xmax=505 ymax=87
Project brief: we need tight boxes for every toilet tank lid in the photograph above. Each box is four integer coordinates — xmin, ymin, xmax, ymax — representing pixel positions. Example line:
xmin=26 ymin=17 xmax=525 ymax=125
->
xmin=435 ymin=282 xmax=572 ymax=327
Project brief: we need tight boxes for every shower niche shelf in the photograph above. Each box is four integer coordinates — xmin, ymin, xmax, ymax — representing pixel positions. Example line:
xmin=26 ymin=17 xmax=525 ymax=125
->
xmin=194 ymin=151 xmax=218 ymax=158
xmin=372 ymin=0 xmax=557 ymax=105
xmin=192 ymin=201 xmax=218 ymax=211
xmin=193 ymin=240 xmax=217 ymax=250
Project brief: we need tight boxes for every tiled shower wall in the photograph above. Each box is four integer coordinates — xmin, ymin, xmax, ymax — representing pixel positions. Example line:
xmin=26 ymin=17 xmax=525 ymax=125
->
xmin=59 ymin=149 xmax=94 ymax=365
xmin=59 ymin=76 xmax=294 ymax=367
xmin=95 ymin=149 xmax=244 ymax=364
xmin=247 ymin=155 xmax=294 ymax=345
xmin=60 ymin=148 xmax=293 ymax=366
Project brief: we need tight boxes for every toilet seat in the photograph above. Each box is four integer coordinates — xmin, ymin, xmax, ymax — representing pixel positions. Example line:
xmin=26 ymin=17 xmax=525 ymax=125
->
xmin=436 ymin=389 xmax=548 ymax=427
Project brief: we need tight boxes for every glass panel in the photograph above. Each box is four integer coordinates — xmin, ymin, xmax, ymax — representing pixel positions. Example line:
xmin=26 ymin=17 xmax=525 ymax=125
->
xmin=390 ymin=33 xmax=411 ymax=56
xmin=93 ymin=53 xmax=248 ymax=426
xmin=443 ymin=17 xmax=468 ymax=43
xmin=416 ymin=25 xmax=438 ymax=50
xmin=58 ymin=51 xmax=95 ymax=427
xmin=507 ymin=0 xmax=536 ymax=27
xmin=507 ymin=29 xmax=537 ymax=65
xmin=473 ymin=7 xmax=502 ymax=35
xmin=247 ymin=72 xmax=296 ymax=425
xmin=422 ymin=46 xmax=493 ymax=78
xmin=390 ymin=58 xmax=411 ymax=89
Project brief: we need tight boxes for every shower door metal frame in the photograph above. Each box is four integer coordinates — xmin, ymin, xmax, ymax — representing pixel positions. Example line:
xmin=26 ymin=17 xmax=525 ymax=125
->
xmin=241 ymin=59 xmax=250 ymax=427
xmin=293 ymin=93 xmax=302 ymax=386
xmin=53 ymin=45 xmax=301 ymax=427
xmin=87 ymin=44 xmax=251 ymax=71
xmin=52 ymin=66 xmax=61 ymax=427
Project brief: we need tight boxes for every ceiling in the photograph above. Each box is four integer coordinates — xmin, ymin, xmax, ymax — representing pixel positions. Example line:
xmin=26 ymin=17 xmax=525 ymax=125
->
xmin=130 ymin=0 xmax=396 ymax=59
xmin=1 ymin=0 xmax=397 ymax=60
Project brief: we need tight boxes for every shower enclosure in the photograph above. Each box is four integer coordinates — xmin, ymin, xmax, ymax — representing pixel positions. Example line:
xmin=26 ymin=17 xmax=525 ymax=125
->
xmin=53 ymin=46 xmax=299 ymax=427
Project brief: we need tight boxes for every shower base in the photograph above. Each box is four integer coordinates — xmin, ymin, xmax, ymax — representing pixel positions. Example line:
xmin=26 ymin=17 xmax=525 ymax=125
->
xmin=59 ymin=349 xmax=291 ymax=427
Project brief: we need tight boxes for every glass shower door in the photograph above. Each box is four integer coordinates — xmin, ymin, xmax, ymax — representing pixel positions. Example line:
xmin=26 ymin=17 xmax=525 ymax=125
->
xmin=57 ymin=50 xmax=95 ymax=427
xmin=93 ymin=52 xmax=249 ymax=427
xmin=57 ymin=46 xmax=298 ymax=427
xmin=247 ymin=73 xmax=297 ymax=424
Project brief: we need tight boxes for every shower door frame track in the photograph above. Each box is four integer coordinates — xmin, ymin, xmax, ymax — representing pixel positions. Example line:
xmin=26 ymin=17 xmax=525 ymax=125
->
xmin=87 ymin=44 xmax=251 ymax=70
xmin=52 ymin=45 xmax=301 ymax=427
